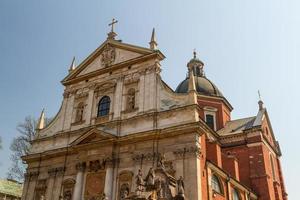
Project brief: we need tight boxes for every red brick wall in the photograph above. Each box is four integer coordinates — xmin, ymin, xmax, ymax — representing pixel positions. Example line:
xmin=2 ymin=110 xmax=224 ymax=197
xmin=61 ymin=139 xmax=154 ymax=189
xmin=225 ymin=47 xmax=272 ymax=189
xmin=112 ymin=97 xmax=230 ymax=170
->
xmin=197 ymin=96 xmax=231 ymax=130
xmin=207 ymin=141 xmax=222 ymax=167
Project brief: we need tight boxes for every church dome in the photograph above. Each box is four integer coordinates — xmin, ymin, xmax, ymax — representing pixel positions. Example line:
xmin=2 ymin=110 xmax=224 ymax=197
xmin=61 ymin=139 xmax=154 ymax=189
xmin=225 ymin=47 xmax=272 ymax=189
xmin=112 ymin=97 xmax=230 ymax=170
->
xmin=175 ymin=76 xmax=223 ymax=97
xmin=175 ymin=51 xmax=223 ymax=97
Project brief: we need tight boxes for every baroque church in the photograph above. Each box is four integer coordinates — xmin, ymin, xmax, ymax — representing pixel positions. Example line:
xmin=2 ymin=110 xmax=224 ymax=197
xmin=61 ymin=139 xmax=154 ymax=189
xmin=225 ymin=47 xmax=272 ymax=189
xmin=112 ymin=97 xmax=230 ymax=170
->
xmin=22 ymin=20 xmax=288 ymax=200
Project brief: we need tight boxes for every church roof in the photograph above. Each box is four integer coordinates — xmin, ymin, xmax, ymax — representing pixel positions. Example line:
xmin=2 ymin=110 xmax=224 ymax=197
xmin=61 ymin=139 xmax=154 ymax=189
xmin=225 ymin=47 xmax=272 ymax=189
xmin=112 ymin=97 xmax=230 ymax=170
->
xmin=217 ymin=108 xmax=266 ymax=136
xmin=0 ymin=179 xmax=23 ymax=197
xmin=217 ymin=116 xmax=256 ymax=136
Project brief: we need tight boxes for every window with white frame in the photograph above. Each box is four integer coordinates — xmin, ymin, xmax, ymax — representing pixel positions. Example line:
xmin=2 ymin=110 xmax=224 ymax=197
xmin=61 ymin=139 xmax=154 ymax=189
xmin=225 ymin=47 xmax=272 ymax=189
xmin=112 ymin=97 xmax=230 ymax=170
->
xmin=204 ymin=107 xmax=217 ymax=131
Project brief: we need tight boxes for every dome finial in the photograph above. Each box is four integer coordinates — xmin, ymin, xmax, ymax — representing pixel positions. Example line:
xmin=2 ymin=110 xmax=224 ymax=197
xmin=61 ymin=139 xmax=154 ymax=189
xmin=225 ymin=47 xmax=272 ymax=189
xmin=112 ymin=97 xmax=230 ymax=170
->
xmin=193 ymin=49 xmax=197 ymax=59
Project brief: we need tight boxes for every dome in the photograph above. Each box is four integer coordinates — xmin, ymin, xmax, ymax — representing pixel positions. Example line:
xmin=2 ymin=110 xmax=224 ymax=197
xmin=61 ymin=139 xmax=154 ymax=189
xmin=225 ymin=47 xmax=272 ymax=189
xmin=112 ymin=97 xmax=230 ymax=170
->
xmin=175 ymin=76 xmax=223 ymax=97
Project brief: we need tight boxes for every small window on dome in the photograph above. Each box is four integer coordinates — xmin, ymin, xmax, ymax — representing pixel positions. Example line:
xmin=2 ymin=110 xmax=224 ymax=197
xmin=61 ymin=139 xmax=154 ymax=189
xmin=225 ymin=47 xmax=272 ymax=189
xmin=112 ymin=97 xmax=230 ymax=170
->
xmin=205 ymin=114 xmax=215 ymax=130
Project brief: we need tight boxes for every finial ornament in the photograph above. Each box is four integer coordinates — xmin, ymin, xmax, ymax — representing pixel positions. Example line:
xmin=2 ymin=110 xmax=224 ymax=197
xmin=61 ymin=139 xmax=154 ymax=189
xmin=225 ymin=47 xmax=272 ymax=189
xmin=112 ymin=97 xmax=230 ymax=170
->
xmin=258 ymin=90 xmax=264 ymax=111
xmin=149 ymin=28 xmax=158 ymax=50
xmin=36 ymin=109 xmax=45 ymax=131
xmin=107 ymin=18 xmax=118 ymax=40
xmin=193 ymin=49 xmax=197 ymax=59
xmin=69 ymin=56 xmax=76 ymax=73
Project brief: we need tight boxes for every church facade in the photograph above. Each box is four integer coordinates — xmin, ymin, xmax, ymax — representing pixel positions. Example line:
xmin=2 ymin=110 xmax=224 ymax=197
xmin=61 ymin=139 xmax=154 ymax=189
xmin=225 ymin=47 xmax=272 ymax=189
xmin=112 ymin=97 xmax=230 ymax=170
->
xmin=22 ymin=22 xmax=288 ymax=200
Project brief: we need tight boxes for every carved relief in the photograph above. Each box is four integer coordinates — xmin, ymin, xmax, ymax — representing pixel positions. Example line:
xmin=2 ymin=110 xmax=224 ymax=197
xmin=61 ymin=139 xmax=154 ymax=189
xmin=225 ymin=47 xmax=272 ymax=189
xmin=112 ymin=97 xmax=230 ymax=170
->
xmin=89 ymin=160 xmax=105 ymax=172
xmin=84 ymin=171 xmax=106 ymax=200
xmin=118 ymin=171 xmax=133 ymax=200
xmin=173 ymin=146 xmax=201 ymax=158
xmin=62 ymin=179 xmax=75 ymax=200
xmin=101 ymin=44 xmax=116 ymax=67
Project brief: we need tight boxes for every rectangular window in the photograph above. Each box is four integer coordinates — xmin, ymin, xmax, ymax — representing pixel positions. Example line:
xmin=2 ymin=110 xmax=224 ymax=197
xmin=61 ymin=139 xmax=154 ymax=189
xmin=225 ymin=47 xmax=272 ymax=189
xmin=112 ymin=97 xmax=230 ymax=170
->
xmin=206 ymin=114 xmax=215 ymax=130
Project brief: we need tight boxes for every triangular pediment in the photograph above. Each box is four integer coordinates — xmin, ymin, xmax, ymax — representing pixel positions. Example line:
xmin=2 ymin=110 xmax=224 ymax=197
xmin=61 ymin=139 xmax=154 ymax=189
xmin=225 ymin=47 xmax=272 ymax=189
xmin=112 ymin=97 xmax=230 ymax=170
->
xmin=62 ymin=39 xmax=164 ymax=85
xmin=70 ymin=127 xmax=117 ymax=146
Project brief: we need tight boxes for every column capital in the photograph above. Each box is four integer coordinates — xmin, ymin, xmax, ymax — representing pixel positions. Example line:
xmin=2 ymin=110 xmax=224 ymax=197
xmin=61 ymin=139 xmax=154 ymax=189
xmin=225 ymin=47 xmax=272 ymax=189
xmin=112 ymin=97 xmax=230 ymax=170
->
xmin=76 ymin=162 xmax=86 ymax=172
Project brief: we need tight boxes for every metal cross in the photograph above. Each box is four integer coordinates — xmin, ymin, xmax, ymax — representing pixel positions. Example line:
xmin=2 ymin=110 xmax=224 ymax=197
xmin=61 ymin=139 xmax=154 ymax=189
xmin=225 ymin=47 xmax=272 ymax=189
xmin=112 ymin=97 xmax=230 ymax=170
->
xmin=109 ymin=18 xmax=118 ymax=33
xmin=258 ymin=90 xmax=262 ymax=100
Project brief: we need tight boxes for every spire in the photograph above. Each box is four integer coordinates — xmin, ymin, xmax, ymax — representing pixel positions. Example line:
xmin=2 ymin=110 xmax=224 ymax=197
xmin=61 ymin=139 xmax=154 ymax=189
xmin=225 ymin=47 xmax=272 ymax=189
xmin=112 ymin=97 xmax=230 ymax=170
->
xmin=188 ymin=58 xmax=198 ymax=104
xmin=107 ymin=18 xmax=118 ymax=40
xmin=149 ymin=28 xmax=158 ymax=50
xmin=258 ymin=90 xmax=264 ymax=111
xmin=68 ymin=56 xmax=76 ymax=73
xmin=36 ymin=109 xmax=45 ymax=131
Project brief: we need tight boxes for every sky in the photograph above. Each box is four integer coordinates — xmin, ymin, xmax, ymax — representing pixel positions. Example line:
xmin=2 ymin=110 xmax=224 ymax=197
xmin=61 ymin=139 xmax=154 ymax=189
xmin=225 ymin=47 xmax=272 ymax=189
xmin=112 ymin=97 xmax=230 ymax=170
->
xmin=0 ymin=0 xmax=299 ymax=198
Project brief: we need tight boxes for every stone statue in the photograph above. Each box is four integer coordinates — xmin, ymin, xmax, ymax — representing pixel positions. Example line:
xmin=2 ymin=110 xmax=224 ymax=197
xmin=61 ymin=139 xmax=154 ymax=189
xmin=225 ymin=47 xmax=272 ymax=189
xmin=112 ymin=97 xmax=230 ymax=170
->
xmin=157 ymin=154 xmax=165 ymax=169
xmin=177 ymin=176 xmax=185 ymax=196
xmin=40 ymin=195 xmax=45 ymax=200
xmin=63 ymin=190 xmax=72 ymax=200
xmin=127 ymin=89 xmax=135 ymax=110
xmin=155 ymin=177 xmax=163 ymax=198
xmin=120 ymin=183 xmax=130 ymax=200
xmin=135 ymin=169 xmax=144 ymax=192
xmin=145 ymin=167 xmax=155 ymax=187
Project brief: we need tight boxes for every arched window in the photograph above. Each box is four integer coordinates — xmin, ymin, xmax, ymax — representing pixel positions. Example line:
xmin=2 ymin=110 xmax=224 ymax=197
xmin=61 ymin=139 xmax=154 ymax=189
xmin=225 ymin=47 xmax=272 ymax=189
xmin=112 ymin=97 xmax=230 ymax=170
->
xmin=211 ymin=174 xmax=223 ymax=194
xmin=232 ymin=188 xmax=241 ymax=200
xmin=127 ymin=88 xmax=135 ymax=110
xmin=75 ymin=102 xmax=85 ymax=122
xmin=97 ymin=96 xmax=111 ymax=117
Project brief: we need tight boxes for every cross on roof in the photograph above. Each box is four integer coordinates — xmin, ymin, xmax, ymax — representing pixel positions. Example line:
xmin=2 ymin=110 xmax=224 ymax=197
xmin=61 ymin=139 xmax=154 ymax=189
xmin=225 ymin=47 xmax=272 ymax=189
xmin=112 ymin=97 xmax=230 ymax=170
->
xmin=109 ymin=18 xmax=118 ymax=33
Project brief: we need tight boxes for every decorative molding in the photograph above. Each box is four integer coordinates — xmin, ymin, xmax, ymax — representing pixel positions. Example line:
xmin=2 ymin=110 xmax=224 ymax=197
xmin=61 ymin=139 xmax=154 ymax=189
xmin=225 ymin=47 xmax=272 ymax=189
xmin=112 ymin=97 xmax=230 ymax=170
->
xmin=76 ymin=162 xmax=86 ymax=172
xmin=173 ymin=146 xmax=201 ymax=158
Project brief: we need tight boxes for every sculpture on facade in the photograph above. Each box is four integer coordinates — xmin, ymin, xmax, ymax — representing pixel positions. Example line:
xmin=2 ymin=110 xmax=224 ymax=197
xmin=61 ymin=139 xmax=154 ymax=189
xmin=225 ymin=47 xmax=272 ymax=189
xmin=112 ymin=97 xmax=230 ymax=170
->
xmin=120 ymin=183 xmax=130 ymax=200
xmin=127 ymin=88 xmax=136 ymax=110
xmin=145 ymin=167 xmax=155 ymax=189
xmin=177 ymin=176 xmax=185 ymax=197
xmin=135 ymin=169 xmax=145 ymax=193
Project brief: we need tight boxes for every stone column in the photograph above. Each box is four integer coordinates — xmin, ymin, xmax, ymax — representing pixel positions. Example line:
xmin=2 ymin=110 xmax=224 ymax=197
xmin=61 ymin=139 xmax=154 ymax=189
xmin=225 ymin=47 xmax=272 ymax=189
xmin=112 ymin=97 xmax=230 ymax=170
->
xmin=104 ymin=160 xmax=114 ymax=200
xmin=21 ymin=173 xmax=30 ymax=200
xmin=27 ymin=171 xmax=39 ymax=200
xmin=72 ymin=162 xmax=86 ymax=200
xmin=173 ymin=145 xmax=202 ymax=200
xmin=45 ymin=168 xmax=56 ymax=200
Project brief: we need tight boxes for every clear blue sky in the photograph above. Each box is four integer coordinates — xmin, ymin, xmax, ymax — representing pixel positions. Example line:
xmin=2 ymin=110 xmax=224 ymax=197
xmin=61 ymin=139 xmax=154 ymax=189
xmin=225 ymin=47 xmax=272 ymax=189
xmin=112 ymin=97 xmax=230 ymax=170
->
xmin=0 ymin=0 xmax=298 ymax=198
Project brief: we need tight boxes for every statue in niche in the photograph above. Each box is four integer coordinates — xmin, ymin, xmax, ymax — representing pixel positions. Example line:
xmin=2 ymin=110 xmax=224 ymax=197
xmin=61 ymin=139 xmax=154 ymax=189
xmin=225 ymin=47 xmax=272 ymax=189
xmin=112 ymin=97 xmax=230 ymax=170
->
xmin=75 ymin=102 xmax=84 ymax=122
xmin=177 ymin=176 xmax=185 ymax=197
xmin=127 ymin=88 xmax=135 ymax=110
xmin=40 ymin=195 xmax=45 ymax=200
xmin=119 ymin=183 xmax=130 ymax=200
xmin=145 ymin=167 xmax=155 ymax=188
xmin=135 ymin=169 xmax=144 ymax=193
xmin=63 ymin=190 xmax=72 ymax=200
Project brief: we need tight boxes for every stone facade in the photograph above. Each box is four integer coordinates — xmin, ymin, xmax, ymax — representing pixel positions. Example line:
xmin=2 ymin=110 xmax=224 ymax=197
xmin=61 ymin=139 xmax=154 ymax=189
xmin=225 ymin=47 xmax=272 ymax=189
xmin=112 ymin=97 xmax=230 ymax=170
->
xmin=22 ymin=26 xmax=287 ymax=200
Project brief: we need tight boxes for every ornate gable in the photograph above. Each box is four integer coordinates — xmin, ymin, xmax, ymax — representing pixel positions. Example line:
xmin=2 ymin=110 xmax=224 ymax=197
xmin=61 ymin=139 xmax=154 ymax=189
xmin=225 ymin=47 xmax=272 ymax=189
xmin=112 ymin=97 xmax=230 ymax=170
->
xmin=70 ymin=127 xmax=117 ymax=146
xmin=62 ymin=39 xmax=164 ymax=86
